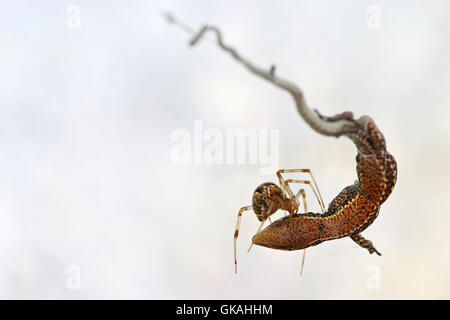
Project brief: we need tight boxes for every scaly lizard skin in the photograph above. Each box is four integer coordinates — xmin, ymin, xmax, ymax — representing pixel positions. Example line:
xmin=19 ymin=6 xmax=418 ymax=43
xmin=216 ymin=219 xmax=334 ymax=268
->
xmin=252 ymin=113 xmax=397 ymax=255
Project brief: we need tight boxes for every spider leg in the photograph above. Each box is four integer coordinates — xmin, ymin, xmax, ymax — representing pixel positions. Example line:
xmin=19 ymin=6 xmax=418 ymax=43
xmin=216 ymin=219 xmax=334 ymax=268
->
xmin=247 ymin=201 xmax=275 ymax=253
xmin=247 ymin=219 xmax=266 ymax=253
xmin=287 ymin=177 xmax=324 ymax=275
xmin=295 ymin=188 xmax=307 ymax=212
xmin=234 ymin=206 xmax=252 ymax=274
xmin=295 ymin=188 xmax=308 ymax=275
xmin=277 ymin=169 xmax=326 ymax=213
xmin=276 ymin=170 xmax=290 ymax=216
xmin=284 ymin=179 xmax=325 ymax=215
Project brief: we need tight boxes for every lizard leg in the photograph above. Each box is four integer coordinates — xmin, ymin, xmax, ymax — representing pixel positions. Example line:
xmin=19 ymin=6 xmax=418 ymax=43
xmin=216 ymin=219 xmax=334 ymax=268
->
xmin=350 ymin=234 xmax=381 ymax=256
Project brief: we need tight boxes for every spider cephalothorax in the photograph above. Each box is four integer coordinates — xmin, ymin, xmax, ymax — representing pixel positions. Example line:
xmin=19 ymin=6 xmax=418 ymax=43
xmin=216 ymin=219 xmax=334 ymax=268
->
xmin=252 ymin=182 xmax=298 ymax=220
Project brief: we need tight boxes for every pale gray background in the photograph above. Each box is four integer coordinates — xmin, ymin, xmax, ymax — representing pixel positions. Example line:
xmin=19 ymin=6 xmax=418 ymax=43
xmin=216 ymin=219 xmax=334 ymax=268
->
xmin=1 ymin=0 xmax=449 ymax=299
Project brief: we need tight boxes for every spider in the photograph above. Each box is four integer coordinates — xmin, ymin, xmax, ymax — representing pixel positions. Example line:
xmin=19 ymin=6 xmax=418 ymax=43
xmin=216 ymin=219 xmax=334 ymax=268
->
xmin=233 ymin=169 xmax=326 ymax=274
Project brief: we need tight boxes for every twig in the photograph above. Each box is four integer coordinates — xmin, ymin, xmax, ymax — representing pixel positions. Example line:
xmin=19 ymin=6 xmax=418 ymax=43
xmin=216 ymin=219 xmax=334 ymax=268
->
xmin=163 ymin=12 xmax=358 ymax=137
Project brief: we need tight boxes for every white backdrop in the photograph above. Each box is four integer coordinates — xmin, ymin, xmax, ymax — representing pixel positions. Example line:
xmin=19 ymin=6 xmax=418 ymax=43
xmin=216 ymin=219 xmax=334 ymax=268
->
xmin=1 ymin=0 xmax=449 ymax=299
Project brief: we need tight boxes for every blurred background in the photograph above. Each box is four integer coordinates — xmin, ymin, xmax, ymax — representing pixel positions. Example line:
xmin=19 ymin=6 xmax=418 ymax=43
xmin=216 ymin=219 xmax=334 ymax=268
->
xmin=0 ymin=0 xmax=449 ymax=299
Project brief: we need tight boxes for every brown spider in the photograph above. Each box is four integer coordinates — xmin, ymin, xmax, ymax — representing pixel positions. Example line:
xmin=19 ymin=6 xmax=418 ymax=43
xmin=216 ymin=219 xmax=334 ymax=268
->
xmin=233 ymin=169 xmax=325 ymax=274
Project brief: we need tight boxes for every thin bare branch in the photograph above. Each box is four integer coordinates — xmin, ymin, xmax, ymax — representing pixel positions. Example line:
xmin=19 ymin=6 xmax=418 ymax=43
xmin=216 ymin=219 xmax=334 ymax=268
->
xmin=164 ymin=12 xmax=358 ymax=137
